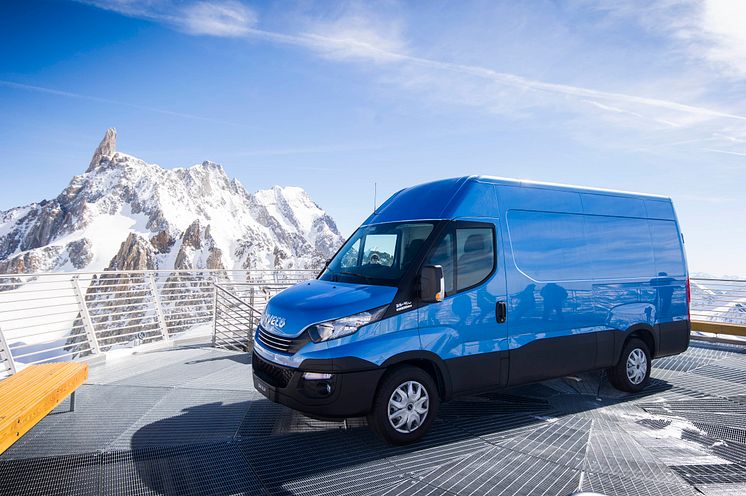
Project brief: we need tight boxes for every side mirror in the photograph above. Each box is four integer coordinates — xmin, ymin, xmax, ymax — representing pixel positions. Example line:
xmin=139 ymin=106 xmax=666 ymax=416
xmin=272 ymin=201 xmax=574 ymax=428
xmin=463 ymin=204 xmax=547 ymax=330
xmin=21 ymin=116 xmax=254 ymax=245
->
xmin=420 ymin=265 xmax=445 ymax=303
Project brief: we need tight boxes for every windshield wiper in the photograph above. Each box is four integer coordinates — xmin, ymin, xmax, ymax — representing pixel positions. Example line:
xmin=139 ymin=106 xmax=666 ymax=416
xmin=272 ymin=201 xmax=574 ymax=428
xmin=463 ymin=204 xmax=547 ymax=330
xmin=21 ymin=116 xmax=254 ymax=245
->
xmin=337 ymin=271 xmax=374 ymax=283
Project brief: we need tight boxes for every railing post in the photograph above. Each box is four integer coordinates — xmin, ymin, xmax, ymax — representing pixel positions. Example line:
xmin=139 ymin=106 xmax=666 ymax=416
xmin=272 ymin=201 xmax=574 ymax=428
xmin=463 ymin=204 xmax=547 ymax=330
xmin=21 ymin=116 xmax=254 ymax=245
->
xmin=148 ymin=273 xmax=170 ymax=341
xmin=71 ymin=275 xmax=101 ymax=355
xmin=212 ymin=279 xmax=218 ymax=347
xmin=0 ymin=325 xmax=17 ymax=375
xmin=248 ymin=286 xmax=256 ymax=346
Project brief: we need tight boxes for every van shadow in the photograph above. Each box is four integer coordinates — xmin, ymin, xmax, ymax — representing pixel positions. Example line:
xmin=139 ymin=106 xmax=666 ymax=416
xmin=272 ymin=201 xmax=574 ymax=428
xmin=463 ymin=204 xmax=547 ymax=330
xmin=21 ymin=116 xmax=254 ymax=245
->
xmin=126 ymin=372 xmax=673 ymax=495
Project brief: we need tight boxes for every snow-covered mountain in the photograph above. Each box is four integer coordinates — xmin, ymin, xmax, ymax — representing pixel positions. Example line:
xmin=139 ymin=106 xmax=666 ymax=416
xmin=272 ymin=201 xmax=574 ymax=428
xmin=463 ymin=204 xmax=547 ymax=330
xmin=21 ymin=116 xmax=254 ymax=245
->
xmin=0 ymin=129 xmax=344 ymax=275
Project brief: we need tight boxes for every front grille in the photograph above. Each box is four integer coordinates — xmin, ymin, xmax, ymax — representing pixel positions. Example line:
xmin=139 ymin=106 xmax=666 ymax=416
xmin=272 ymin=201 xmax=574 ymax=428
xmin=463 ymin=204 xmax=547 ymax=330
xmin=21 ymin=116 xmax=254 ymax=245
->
xmin=253 ymin=352 xmax=295 ymax=388
xmin=257 ymin=326 xmax=293 ymax=353
xmin=256 ymin=325 xmax=310 ymax=354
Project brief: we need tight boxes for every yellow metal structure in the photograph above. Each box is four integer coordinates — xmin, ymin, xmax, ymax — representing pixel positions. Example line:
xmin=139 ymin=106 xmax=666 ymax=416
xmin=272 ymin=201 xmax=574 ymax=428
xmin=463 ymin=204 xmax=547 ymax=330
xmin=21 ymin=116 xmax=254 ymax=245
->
xmin=0 ymin=362 xmax=88 ymax=454
xmin=692 ymin=320 xmax=746 ymax=338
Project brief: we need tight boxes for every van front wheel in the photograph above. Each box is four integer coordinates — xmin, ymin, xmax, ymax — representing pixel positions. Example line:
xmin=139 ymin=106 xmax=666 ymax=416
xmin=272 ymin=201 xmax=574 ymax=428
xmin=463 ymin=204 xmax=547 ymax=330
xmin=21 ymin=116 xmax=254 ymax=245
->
xmin=609 ymin=338 xmax=651 ymax=392
xmin=367 ymin=366 xmax=439 ymax=445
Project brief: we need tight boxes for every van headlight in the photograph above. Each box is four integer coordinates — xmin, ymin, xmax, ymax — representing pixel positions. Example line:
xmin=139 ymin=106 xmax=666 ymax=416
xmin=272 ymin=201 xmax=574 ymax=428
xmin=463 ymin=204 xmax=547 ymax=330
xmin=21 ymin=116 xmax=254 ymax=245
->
xmin=307 ymin=306 xmax=388 ymax=343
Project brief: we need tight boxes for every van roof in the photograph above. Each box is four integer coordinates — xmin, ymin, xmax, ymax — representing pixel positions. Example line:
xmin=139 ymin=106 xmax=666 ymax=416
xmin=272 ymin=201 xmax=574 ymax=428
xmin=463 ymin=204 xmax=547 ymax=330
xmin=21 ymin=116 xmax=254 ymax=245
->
xmin=364 ymin=176 xmax=674 ymax=226
xmin=472 ymin=175 xmax=671 ymax=200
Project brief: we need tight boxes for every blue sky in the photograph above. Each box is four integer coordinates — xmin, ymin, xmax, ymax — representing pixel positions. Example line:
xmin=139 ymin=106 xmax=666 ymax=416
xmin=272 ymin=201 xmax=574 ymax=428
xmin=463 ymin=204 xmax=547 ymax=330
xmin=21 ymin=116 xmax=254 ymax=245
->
xmin=1 ymin=0 xmax=745 ymax=276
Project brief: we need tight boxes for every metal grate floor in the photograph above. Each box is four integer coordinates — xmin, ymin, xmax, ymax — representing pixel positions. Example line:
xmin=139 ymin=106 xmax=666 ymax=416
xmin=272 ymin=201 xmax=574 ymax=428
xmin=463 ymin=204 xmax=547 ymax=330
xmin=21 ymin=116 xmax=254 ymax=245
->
xmin=2 ymin=340 xmax=746 ymax=495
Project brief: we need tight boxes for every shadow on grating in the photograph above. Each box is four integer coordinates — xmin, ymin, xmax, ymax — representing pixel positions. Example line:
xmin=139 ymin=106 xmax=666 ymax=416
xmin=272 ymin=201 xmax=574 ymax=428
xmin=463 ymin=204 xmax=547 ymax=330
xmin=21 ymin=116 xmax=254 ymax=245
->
xmin=101 ymin=442 xmax=263 ymax=496
xmin=1 ymin=384 xmax=172 ymax=459
xmin=0 ymin=452 xmax=100 ymax=496
xmin=114 ymin=392 xmax=257 ymax=450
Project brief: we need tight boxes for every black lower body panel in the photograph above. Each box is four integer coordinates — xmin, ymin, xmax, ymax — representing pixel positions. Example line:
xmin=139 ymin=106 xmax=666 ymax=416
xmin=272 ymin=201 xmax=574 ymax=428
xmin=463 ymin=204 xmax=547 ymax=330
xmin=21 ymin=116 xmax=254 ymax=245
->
xmin=507 ymin=332 xmax=598 ymax=386
xmin=444 ymin=351 xmax=509 ymax=395
xmin=656 ymin=320 xmax=690 ymax=357
xmin=252 ymin=352 xmax=385 ymax=418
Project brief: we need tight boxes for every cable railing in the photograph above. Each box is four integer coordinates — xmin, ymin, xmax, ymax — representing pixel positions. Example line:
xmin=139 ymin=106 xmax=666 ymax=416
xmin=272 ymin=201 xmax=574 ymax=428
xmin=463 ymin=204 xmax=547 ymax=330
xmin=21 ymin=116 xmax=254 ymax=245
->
xmin=0 ymin=272 xmax=744 ymax=378
xmin=0 ymin=269 xmax=314 ymax=378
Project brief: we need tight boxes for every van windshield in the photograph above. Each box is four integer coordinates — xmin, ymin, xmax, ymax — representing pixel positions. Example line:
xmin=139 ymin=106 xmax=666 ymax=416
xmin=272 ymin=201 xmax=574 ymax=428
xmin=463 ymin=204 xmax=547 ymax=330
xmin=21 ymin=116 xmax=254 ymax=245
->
xmin=320 ymin=221 xmax=436 ymax=287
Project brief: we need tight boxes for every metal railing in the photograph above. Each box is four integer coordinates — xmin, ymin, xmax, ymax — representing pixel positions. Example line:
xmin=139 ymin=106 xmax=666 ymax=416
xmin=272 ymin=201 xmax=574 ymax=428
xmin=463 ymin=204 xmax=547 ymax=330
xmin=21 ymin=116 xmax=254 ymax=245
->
xmin=0 ymin=269 xmax=314 ymax=378
xmin=1 ymin=272 xmax=745 ymax=378
xmin=213 ymin=284 xmax=263 ymax=351
xmin=691 ymin=277 xmax=746 ymax=338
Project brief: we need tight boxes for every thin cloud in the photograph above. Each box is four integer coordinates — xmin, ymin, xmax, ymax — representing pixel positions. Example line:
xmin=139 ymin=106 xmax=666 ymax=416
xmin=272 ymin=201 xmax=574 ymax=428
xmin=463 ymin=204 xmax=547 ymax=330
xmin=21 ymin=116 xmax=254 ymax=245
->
xmin=178 ymin=1 xmax=256 ymax=37
xmin=79 ymin=0 xmax=746 ymax=155
xmin=704 ymin=148 xmax=746 ymax=157
xmin=0 ymin=80 xmax=238 ymax=125
xmin=222 ymin=142 xmax=392 ymax=158
xmin=244 ymin=26 xmax=746 ymax=124
xmin=81 ymin=0 xmax=256 ymax=38
xmin=594 ymin=0 xmax=746 ymax=79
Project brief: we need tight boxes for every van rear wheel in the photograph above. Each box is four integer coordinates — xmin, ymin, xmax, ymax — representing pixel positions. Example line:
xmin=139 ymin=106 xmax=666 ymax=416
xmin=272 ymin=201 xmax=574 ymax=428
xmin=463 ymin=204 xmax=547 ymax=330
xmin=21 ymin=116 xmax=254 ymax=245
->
xmin=367 ymin=365 xmax=439 ymax=445
xmin=609 ymin=338 xmax=651 ymax=392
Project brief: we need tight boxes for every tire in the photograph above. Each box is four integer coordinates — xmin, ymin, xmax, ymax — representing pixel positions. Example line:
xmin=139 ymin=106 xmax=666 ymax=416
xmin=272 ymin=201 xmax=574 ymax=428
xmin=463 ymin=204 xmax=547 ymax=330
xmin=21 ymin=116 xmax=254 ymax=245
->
xmin=367 ymin=365 xmax=440 ymax=445
xmin=609 ymin=338 xmax=651 ymax=392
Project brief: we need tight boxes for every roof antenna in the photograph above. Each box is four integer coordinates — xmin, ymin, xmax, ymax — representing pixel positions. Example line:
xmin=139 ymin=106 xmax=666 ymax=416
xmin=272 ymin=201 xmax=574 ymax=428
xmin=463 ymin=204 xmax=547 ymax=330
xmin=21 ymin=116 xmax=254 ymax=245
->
xmin=373 ymin=182 xmax=377 ymax=212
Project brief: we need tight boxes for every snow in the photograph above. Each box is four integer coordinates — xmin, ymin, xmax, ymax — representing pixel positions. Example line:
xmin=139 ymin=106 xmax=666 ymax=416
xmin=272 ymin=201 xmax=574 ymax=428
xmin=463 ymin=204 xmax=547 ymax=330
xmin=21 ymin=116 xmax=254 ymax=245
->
xmin=0 ymin=140 xmax=343 ymax=276
xmin=0 ymin=205 xmax=32 ymax=240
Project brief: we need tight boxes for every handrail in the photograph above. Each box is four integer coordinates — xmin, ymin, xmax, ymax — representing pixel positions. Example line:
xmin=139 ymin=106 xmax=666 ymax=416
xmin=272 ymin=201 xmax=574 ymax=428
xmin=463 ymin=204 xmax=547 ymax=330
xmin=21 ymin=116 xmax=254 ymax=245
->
xmin=214 ymin=284 xmax=263 ymax=316
xmin=690 ymin=277 xmax=746 ymax=340
xmin=0 ymin=269 xmax=310 ymax=377
xmin=1 ymin=271 xmax=744 ymax=378
xmin=0 ymin=269 xmax=317 ymax=278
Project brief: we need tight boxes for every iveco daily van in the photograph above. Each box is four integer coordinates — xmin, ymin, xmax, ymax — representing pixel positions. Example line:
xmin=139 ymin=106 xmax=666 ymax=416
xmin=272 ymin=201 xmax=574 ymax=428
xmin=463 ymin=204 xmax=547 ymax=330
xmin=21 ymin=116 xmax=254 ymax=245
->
xmin=252 ymin=176 xmax=690 ymax=444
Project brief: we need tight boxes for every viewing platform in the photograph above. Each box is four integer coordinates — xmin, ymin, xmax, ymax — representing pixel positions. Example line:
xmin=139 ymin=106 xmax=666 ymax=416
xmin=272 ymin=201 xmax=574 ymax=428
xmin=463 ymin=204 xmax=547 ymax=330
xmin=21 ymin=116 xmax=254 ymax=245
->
xmin=1 ymin=338 xmax=746 ymax=495
xmin=1 ymin=271 xmax=745 ymax=495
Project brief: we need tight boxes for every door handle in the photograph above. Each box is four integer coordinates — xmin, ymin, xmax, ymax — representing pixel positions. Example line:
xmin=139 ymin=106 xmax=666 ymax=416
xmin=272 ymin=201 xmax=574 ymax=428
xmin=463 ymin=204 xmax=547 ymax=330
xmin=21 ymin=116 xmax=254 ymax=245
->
xmin=496 ymin=301 xmax=507 ymax=324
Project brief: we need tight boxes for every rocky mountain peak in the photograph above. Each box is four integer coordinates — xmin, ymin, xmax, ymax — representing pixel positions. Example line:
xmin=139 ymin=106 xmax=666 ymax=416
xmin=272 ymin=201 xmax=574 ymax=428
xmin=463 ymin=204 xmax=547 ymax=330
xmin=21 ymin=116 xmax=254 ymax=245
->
xmin=87 ymin=128 xmax=117 ymax=173
xmin=0 ymin=130 xmax=345 ymax=276
xmin=107 ymin=233 xmax=155 ymax=271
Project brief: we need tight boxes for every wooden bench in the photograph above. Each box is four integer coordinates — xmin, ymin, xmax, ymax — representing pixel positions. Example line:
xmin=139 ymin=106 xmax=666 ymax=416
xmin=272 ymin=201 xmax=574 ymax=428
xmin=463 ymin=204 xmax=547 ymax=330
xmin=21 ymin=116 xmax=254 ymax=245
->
xmin=0 ymin=362 xmax=88 ymax=454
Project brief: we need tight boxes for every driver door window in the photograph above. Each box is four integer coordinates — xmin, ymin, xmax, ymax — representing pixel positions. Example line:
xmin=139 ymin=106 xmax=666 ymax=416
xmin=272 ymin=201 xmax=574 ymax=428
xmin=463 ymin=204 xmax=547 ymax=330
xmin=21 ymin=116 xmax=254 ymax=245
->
xmin=425 ymin=222 xmax=495 ymax=296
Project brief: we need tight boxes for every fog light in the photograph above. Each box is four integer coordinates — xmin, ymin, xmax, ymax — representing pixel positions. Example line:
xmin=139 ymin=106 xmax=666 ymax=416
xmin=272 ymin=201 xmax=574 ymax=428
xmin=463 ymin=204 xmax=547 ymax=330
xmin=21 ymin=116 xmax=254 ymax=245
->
xmin=303 ymin=372 xmax=333 ymax=380
xmin=319 ymin=381 xmax=332 ymax=396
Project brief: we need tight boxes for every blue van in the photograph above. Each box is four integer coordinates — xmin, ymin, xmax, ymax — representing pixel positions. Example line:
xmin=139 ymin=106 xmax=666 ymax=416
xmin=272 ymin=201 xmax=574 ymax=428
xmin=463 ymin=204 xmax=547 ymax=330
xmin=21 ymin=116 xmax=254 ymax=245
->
xmin=252 ymin=176 xmax=690 ymax=444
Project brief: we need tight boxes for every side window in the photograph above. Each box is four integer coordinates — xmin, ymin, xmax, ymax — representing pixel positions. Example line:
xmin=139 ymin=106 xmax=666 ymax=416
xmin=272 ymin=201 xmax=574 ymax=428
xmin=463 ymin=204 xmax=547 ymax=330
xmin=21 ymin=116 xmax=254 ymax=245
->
xmin=398 ymin=223 xmax=435 ymax=271
xmin=425 ymin=223 xmax=495 ymax=296
xmin=507 ymin=210 xmax=590 ymax=281
xmin=584 ymin=216 xmax=654 ymax=278
xmin=456 ymin=227 xmax=495 ymax=291
xmin=650 ymin=220 xmax=685 ymax=276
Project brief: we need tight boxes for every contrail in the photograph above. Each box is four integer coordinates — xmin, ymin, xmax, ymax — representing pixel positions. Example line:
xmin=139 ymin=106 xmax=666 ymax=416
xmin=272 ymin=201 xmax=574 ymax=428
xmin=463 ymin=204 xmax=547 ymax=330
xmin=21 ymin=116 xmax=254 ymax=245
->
xmin=0 ymin=80 xmax=239 ymax=125
xmin=245 ymin=27 xmax=746 ymax=123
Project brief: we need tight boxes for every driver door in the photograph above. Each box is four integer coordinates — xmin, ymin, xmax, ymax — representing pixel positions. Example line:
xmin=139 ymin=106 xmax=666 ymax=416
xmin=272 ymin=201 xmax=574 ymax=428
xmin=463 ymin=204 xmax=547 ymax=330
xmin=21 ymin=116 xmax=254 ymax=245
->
xmin=417 ymin=220 xmax=509 ymax=394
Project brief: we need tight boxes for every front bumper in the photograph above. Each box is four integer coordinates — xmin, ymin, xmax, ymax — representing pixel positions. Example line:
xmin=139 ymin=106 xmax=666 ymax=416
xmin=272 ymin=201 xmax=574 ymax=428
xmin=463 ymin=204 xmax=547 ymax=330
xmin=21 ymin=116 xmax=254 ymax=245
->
xmin=251 ymin=351 xmax=385 ymax=418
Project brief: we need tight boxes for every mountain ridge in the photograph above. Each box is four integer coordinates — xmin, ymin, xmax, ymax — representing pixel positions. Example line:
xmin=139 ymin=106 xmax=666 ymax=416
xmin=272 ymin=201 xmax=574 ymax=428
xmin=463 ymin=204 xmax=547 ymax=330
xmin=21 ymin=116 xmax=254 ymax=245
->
xmin=0 ymin=129 xmax=344 ymax=275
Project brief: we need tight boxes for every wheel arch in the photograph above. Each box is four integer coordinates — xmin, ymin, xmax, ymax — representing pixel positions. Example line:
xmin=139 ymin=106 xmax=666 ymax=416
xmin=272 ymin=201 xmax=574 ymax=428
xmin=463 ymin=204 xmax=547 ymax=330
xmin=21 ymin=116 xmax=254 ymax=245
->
xmin=619 ymin=324 xmax=657 ymax=362
xmin=381 ymin=351 xmax=452 ymax=400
